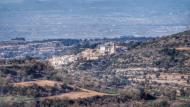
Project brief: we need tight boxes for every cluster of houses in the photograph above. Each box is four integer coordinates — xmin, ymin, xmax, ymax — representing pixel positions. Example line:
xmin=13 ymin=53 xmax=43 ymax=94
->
xmin=0 ymin=40 xmax=68 ymax=59
xmin=49 ymin=42 xmax=116 ymax=68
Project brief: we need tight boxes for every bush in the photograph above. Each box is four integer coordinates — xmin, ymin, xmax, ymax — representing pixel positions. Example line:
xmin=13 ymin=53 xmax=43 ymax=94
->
xmin=120 ymin=87 xmax=144 ymax=100
xmin=163 ymin=88 xmax=177 ymax=100
xmin=148 ymin=99 xmax=169 ymax=107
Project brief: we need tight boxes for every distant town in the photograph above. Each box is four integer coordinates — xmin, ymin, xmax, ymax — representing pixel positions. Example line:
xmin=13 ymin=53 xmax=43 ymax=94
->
xmin=0 ymin=36 xmax=153 ymax=60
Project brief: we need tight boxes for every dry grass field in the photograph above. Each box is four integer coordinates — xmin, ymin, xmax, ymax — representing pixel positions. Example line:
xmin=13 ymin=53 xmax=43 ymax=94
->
xmin=176 ymin=47 xmax=190 ymax=51
xmin=13 ymin=80 xmax=62 ymax=87
xmin=13 ymin=80 xmax=109 ymax=100
xmin=46 ymin=90 xmax=108 ymax=100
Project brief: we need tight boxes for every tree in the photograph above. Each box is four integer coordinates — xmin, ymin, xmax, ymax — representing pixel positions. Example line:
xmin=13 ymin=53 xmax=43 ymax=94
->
xmin=164 ymin=88 xmax=177 ymax=100
xmin=156 ymin=72 xmax=160 ymax=78
xmin=120 ymin=87 xmax=144 ymax=100
xmin=0 ymin=76 xmax=8 ymax=96
xmin=187 ymin=76 xmax=190 ymax=84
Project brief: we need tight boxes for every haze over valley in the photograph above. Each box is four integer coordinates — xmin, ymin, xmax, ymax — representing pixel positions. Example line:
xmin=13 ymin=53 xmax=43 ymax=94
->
xmin=0 ymin=0 xmax=190 ymax=40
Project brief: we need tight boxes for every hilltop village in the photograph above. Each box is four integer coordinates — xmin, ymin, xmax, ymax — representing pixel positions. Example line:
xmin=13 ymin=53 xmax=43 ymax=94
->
xmin=0 ymin=31 xmax=190 ymax=107
xmin=49 ymin=42 xmax=116 ymax=68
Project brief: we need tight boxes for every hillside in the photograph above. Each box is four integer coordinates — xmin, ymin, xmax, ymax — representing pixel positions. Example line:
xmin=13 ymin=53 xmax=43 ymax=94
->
xmin=66 ymin=30 xmax=190 ymax=91
xmin=80 ymin=30 xmax=190 ymax=72
xmin=1 ymin=31 xmax=190 ymax=107
xmin=119 ymin=30 xmax=190 ymax=72
xmin=73 ymin=30 xmax=190 ymax=73
xmin=138 ymin=30 xmax=190 ymax=48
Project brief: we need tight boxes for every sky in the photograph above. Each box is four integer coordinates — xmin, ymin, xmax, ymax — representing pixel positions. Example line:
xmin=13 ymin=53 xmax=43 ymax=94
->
xmin=0 ymin=0 xmax=190 ymax=40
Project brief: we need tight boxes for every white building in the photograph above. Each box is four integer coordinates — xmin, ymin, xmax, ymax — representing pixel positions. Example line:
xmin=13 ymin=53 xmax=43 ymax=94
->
xmin=80 ymin=49 xmax=99 ymax=60
xmin=49 ymin=55 xmax=77 ymax=68
xmin=99 ymin=42 xmax=116 ymax=55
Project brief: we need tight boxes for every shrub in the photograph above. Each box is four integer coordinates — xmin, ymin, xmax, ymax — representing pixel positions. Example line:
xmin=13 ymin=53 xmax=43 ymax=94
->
xmin=120 ymin=87 xmax=144 ymax=100
xmin=148 ymin=99 xmax=169 ymax=107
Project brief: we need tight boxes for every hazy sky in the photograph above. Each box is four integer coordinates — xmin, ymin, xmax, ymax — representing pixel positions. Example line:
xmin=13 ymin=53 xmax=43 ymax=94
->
xmin=0 ymin=0 xmax=190 ymax=40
